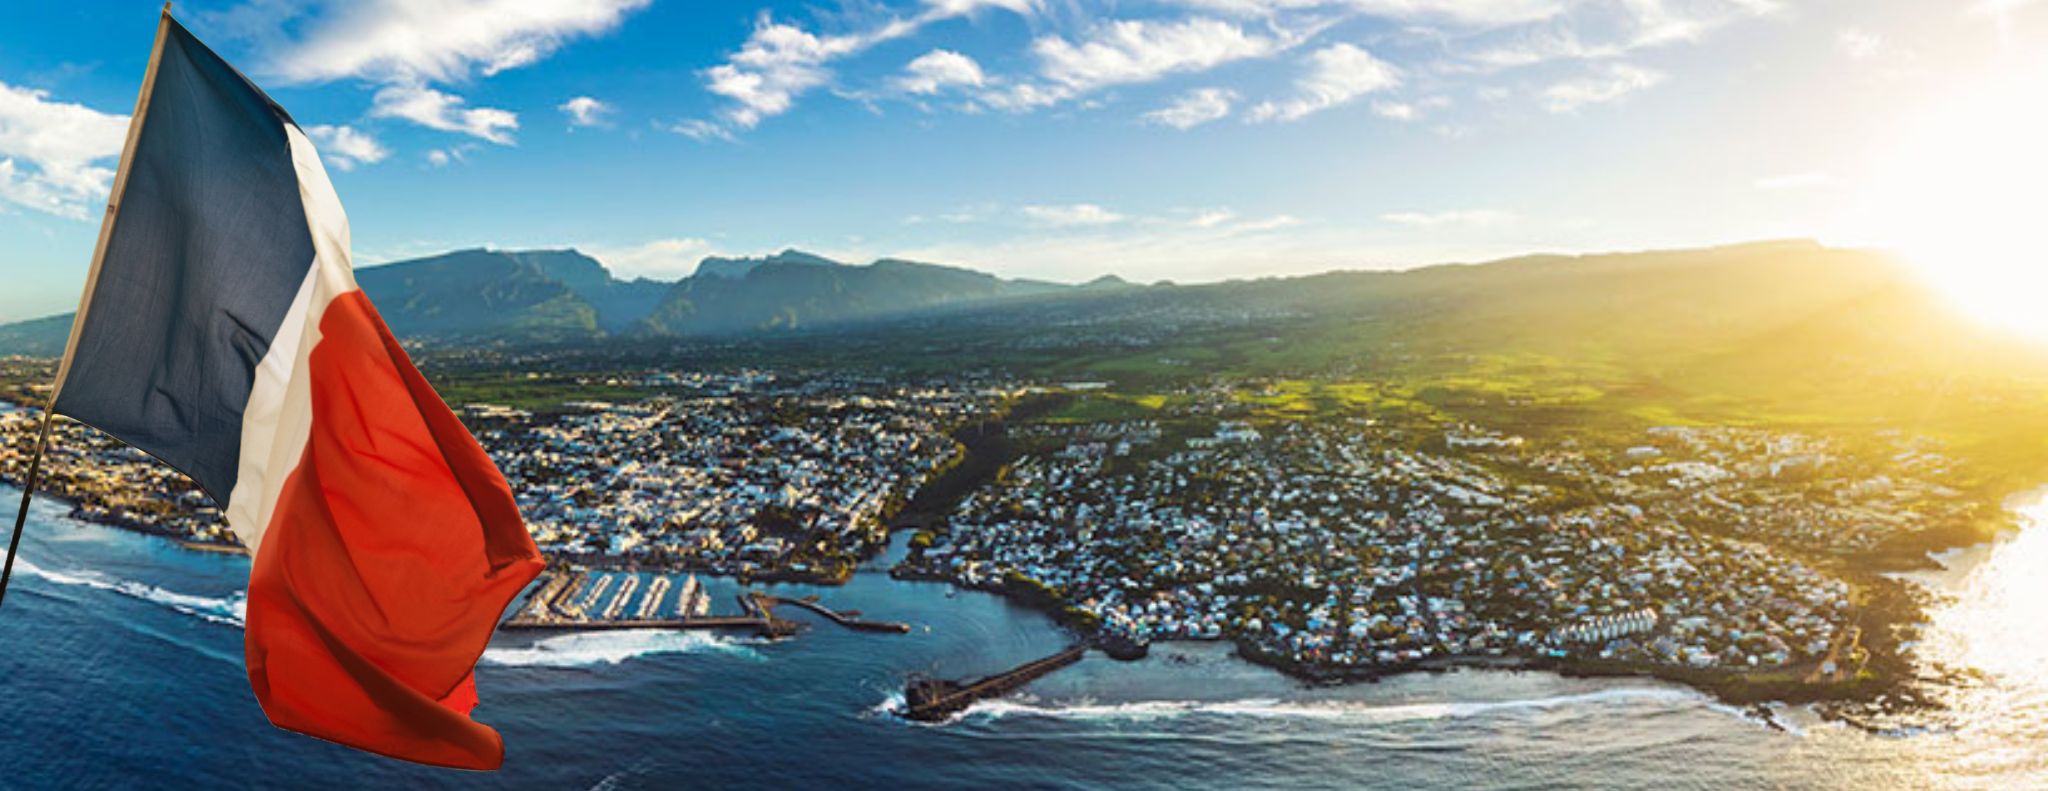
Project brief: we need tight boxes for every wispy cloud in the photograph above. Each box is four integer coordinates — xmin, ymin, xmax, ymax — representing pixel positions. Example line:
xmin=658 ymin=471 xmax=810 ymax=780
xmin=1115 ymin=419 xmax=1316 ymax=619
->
xmin=894 ymin=49 xmax=987 ymax=95
xmin=906 ymin=202 xmax=1002 ymax=224
xmin=253 ymin=1 xmax=648 ymax=144
xmin=1037 ymin=18 xmax=1285 ymax=94
xmin=1171 ymin=0 xmax=1566 ymax=27
xmin=1837 ymin=28 xmax=1883 ymax=60
xmin=975 ymin=17 xmax=1306 ymax=114
xmin=1145 ymin=87 xmax=1237 ymax=129
xmin=586 ymin=237 xmax=722 ymax=279
xmin=669 ymin=119 xmax=734 ymax=143
xmin=670 ymin=0 xmax=1773 ymax=134
xmin=424 ymin=143 xmax=481 ymax=168
xmin=704 ymin=19 xmax=872 ymax=130
xmin=558 ymin=96 xmax=612 ymax=128
xmin=1022 ymin=203 xmax=1127 ymax=227
xmin=304 ymin=124 xmax=388 ymax=171
xmin=0 ymin=79 xmax=128 ymax=218
xmin=1249 ymin=43 xmax=1400 ymax=123
xmin=1542 ymin=63 xmax=1662 ymax=113
xmin=688 ymin=2 xmax=1036 ymax=137
xmin=371 ymin=84 xmax=518 ymax=144
xmin=886 ymin=212 xmax=1347 ymax=284
xmin=1461 ymin=0 xmax=1778 ymax=72
xmin=1381 ymin=209 xmax=1518 ymax=227
xmin=262 ymin=0 xmax=651 ymax=85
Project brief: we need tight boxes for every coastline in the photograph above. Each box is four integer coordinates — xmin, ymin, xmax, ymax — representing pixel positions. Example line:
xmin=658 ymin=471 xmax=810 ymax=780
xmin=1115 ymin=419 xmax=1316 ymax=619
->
xmin=6 ymin=399 xmax=2039 ymax=730
xmin=0 ymin=463 xmax=248 ymax=556
xmin=891 ymin=488 xmax=2048 ymax=722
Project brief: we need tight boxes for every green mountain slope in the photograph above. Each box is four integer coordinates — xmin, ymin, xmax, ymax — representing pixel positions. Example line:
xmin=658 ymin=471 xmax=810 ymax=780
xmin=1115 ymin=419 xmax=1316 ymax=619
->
xmin=353 ymin=249 xmax=603 ymax=343
xmin=0 ymin=313 xmax=74 ymax=358
xmin=642 ymin=250 xmax=1069 ymax=334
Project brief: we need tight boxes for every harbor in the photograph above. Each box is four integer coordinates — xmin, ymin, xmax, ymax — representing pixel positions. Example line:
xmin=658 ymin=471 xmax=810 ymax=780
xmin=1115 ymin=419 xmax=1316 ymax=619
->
xmin=502 ymin=566 xmax=911 ymax=639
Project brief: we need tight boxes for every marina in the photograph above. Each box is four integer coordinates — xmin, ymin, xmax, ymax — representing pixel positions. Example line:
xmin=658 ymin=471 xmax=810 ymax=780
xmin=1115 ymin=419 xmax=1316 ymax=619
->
xmin=501 ymin=567 xmax=910 ymax=640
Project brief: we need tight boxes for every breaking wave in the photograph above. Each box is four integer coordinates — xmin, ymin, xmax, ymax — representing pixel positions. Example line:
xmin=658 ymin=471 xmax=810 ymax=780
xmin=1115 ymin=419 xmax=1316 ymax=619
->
xmin=957 ymin=687 xmax=1712 ymax=726
xmin=481 ymin=629 xmax=765 ymax=668
xmin=16 ymin=555 xmax=246 ymax=627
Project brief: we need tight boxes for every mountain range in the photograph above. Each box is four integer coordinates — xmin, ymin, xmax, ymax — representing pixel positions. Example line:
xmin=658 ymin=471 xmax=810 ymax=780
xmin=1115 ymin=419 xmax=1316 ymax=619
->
xmin=0 ymin=247 xmax=1126 ymax=352
xmin=1 ymin=241 xmax=2034 ymax=394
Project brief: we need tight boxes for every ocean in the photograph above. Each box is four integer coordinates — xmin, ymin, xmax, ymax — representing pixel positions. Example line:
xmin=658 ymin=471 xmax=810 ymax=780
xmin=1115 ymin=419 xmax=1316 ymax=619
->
xmin=1 ymin=483 xmax=2042 ymax=790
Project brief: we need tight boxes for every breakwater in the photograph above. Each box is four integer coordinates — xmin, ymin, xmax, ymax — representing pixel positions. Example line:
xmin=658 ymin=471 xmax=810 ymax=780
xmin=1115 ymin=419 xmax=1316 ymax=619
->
xmin=903 ymin=644 xmax=1088 ymax=722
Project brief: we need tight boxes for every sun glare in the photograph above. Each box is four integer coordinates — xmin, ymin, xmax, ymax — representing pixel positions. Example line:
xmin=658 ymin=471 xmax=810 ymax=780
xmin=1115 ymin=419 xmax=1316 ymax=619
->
xmin=1851 ymin=57 xmax=2048 ymax=339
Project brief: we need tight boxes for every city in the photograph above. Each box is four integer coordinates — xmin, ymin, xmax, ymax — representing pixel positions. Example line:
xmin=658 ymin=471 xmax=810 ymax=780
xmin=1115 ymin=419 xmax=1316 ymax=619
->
xmin=0 ymin=357 xmax=1999 ymax=710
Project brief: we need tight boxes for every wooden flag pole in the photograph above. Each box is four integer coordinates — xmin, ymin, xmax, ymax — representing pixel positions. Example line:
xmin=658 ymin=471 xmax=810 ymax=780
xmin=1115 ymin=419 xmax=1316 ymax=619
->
xmin=0 ymin=6 xmax=174 ymax=610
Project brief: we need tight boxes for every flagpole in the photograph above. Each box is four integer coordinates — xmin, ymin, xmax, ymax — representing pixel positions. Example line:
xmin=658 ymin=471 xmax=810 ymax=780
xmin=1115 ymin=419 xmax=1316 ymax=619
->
xmin=0 ymin=410 xmax=58 ymax=608
xmin=0 ymin=6 xmax=175 ymax=610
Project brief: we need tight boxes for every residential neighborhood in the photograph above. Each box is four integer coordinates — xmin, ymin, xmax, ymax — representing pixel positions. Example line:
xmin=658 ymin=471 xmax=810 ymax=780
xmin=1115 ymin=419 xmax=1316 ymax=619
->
xmin=0 ymin=360 xmax=1993 ymax=693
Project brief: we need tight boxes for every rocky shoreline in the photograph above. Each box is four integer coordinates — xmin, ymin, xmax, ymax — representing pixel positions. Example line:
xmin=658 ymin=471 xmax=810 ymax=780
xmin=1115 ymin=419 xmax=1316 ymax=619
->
xmin=887 ymin=542 xmax=1981 ymax=725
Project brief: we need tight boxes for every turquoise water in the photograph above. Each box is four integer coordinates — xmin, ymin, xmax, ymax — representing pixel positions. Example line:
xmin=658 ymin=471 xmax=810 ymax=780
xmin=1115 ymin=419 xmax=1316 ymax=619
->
xmin=0 ymin=484 xmax=2039 ymax=789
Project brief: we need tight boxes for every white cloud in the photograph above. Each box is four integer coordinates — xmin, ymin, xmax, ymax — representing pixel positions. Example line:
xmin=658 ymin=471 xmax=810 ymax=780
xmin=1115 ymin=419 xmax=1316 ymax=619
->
xmin=425 ymin=143 xmax=480 ymax=167
xmin=1753 ymin=172 xmax=1830 ymax=191
xmin=1145 ymin=88 xmax=1237 ymax=129
xmin=264 ymin=0 xmax=652 ymax=85
xmin=1374 ymin=101 xmax=1418 ymax=121
xmin=1173 ymin=0 xmax=1565 ymax=26
xmin=371 ymin=84 xmax=518 ymax=144
xmin=1462 ymin=1 xmax=1779 ymax=72
xmin=587 ymin=237 xmax=721 ymax=280
xmin=1174 ymin=208 xmax=1301 ymax=231
xmin=895 ymin=50 xmax=986 ymax=95
xmin=922 ymin=0 xmax=1041 ymax=15
xmin=1036 ymin=18 xmax=1285 ymax=94
xmin=704 ymin=20 xmax=869 ymax=129
xmin=1022 ymin=203 xmax=1127 ymax=227
xmin=689 ymin=2 xmax=1035 ymax=136
xmin=887 ymin=213 xmax=1352 ymax=284
xmin=1236 ymin=213 xmax=1303 ymax=231
xmin=253 ymin=2 xmax=645 ymax=142
xmin=1467 ymin=29 xmax=1617 ymax=70
xmin=1249 ymin=43 xmax=1400 ymax=122
xmin=559 ymin=95 xmax=611 ymax=127
xmin=1377 ymin=95 xmax=1450 ymax=121
xmin=0 ymin=80 xmax=128 ymax=218
xmin=978 ymin=18 xmax=1296 ymax=113
xmin=907 ymin=202 xmax=1002 ymax=224
xmin=1381 ymin=208 xmax=1517 ymax=227
xmin=667 ymin=0 xmax=1774 ymax=132
xmin=1837 ymin=28 xmax=1883 ymax=60
xmin=670 ymin=119 xmax=735 ymax=143
xmin=303 ymin=124 xmax=388 ymax=171
xmin=1542 ymin=63 xmax=1662 ymax=113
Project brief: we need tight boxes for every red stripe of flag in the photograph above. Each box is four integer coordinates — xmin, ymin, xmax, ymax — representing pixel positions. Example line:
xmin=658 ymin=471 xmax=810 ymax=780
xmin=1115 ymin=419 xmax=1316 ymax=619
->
xmin=244 ymin=291 xmax=543 ymax=770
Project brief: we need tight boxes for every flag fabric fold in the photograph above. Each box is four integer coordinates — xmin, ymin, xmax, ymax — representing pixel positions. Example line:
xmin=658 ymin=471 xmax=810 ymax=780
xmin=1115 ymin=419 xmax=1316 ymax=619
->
xmin=48 ymin=14 xmax=542 ymax=770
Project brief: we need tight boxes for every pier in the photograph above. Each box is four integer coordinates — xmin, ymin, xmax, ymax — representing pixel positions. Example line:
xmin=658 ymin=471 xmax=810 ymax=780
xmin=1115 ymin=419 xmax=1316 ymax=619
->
xmin=761 ymin=595 xmax=913 ymax=634
xmin=903 ymin=644 xmax=1087 ymax=722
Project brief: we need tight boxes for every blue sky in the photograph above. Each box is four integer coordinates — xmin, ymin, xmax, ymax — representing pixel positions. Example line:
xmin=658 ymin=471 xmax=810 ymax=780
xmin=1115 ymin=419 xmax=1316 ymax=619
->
xmin=1 ymin=0 xmax=2044 ymax=322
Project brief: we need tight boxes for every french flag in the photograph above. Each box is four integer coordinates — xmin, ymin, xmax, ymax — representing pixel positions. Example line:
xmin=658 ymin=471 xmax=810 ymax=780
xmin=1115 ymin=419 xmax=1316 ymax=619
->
xmin=45 ymin=13 xmax=543 ymax=769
